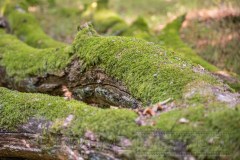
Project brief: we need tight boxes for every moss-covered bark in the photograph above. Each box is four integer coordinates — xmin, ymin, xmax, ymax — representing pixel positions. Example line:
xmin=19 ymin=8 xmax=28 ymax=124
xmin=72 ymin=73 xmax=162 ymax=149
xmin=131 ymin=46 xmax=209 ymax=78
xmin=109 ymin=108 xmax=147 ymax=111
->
xmin=0 ymin=28 xmax=141 ymax=108
xmin=0 ymin=84 xmax=239 ymax=159
xmin=1 ymin=2 xmax=240 ymax=159
xmin=0 ymin=23 xmax=225 ymax=106
xmin=80 ymin=1 xmax=221 ymax=74
xmin=1 ymin=24 xmax=240 ymax=160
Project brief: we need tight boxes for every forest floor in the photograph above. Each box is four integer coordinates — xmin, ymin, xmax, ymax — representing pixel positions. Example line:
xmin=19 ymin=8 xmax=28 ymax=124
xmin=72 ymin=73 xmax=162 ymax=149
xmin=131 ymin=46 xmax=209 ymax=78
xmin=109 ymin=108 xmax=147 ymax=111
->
xmin=19 ymin=0 xmax=240 ymax=43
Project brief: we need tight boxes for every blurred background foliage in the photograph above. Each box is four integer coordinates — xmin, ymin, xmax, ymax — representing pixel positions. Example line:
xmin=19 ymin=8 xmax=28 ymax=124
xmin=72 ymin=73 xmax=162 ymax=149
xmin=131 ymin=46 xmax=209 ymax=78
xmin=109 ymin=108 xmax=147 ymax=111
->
xmin=1 ymin=0 xmax=238 ymax=43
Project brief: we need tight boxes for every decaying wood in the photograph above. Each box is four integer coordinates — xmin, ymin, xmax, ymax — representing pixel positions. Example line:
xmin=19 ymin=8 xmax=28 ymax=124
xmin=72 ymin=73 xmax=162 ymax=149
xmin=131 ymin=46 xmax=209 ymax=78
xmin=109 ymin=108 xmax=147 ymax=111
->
xmin=0 ymin=132 xmax=122 ymax=160
xmin=0 ymin=59 xmax=141 ymax=109
xmin=1 ymin=3 xmax=240 ymax=159
xmin=0 ymin=117 xmax=127 ymax=160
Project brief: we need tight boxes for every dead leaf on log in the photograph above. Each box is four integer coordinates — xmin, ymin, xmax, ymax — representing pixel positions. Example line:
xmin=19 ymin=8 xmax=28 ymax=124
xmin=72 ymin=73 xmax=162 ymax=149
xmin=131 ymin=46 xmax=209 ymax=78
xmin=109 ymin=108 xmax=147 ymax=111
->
xmin=62 ymin=85 xmax=73 ymax=100
xmin=137 ymin=98 xmax=173 ymax=117
xmin=135 ymin=98 xmax=174 ymax=126
xmin=143 ymin=107 xmax=156 ymax=116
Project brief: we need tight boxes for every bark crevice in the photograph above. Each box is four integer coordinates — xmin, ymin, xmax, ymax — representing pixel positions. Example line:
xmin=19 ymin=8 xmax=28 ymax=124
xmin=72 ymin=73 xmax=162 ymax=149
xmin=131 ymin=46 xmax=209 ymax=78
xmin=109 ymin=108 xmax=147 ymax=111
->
xmin=0 ymin=58 xmax=142 ymax=108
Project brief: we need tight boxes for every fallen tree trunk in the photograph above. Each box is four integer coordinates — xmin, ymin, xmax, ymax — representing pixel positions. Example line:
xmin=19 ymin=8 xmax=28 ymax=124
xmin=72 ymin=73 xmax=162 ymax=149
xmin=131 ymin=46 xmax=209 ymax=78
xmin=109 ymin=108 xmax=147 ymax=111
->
xmin=0 ymin=25 xmax=142 ymax=108
xmin=0 ymin=86 xmax=240 ymax=160
xmin=0 ymin=5 xmax=240 ymax=159
xmin=0 ymin=87 xmax=139 ymax=160
xmin=1 ymin=22 xmax=236 ymax=107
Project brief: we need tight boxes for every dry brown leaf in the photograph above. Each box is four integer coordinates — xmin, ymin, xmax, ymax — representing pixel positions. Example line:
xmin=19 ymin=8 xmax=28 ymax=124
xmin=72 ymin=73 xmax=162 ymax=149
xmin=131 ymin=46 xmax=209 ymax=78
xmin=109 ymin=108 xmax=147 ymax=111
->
xmin=143 ymin=107 xmax=155 ymax=116
xmin=62 ymin=85 xmax=72 ymax=100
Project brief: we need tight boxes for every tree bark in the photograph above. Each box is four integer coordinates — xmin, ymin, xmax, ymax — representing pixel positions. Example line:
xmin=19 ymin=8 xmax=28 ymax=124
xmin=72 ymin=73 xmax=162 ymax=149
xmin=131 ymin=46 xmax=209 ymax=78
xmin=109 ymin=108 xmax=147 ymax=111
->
xmin=1 ymin=4 xmax=240 ymax=159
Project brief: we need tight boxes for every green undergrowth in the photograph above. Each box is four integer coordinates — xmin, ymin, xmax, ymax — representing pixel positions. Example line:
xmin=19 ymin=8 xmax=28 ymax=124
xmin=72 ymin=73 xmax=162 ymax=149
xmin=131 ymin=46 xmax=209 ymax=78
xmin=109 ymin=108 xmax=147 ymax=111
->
xmin=0 ymin=87 xmax=239 ymax=159
xmin=73 ymin=25 xmax=219 ymax=105
xmin=81 ymin=0 xmax=128 ymax=34
xmin=32 ymin=2 xmax=83 ymax=44
xmin=3 ymin=0 xmax=66 ymax=48
xmin=158 ymin=16 xmax=219 ymax=72
xmin=121 ymin=16 xmax=157 ymax=42
xmin=180 ymin=15 xmax=240 ymax=75
xmin=0 ymin=29 xmax=70 ymax=79
xmin=92 ymin=9 xmax=127 ymax=33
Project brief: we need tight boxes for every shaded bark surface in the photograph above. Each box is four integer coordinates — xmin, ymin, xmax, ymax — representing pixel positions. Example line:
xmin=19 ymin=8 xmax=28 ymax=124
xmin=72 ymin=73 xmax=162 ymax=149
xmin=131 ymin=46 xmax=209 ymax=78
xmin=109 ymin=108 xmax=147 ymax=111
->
xmin=0 ymin=58 xmax=141 ymax=109
xmin=0 ymin=131 xmax=119 ymax=160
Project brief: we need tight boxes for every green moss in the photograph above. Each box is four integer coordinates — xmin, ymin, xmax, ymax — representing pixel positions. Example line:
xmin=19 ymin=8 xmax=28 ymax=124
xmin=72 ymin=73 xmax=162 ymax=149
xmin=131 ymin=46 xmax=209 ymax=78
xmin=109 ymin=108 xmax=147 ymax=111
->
xmin=121 ymin=16 xmax=156 ymax=42
xmin=93 ymin=9 xmax=127 ymax=33
xmin=96 ymin=0 xmax=109 ymax=10
xmin=158 ymin=16 xmax=219 ymax=72
xmin=73 ymin=25 xmax=218 ymax=105
xmin=0 ymin=24 xmax=219 ymax=104
xmin=4 ymin=1 xmax=66 ymax=48
xmin=0 ymin=30 xmax=70 ymax=79
xmin=0 ymin=87 xmax=140 ymax=139
xmin=128 ymin=16 xmax=149 ymax=32
xmin=229 ymin=82 xmax=240 ymax=92
xmin=1 ymin=87 xmax=239 ymax=159
xmin=108 ymin=21 xmax=129 ymax=35
xmin=80 ymin=0 xmax=129 ymax=35
xmin=154 ymin=103 xmax=240 ymax=159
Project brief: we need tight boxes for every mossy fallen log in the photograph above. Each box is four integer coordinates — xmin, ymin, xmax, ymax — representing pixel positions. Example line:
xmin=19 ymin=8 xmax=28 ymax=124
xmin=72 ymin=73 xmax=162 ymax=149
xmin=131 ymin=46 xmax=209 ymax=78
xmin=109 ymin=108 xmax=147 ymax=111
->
xmin=0 ymin=84 xmax=240 ymax=159
xmin=80 ymin=0 xmax=223 ymax=75
xmin=0 ymin=27 xmax=140 ymax=108
xmin=0 ymin=22 xmax=230 ymax=108
xmin=0 ymin=2 xmax=240 ymax=160
xmin=0 ymin=11 xmax=240 ymax=159
xmin=158 ymin=15 xmax=240 ymax=91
